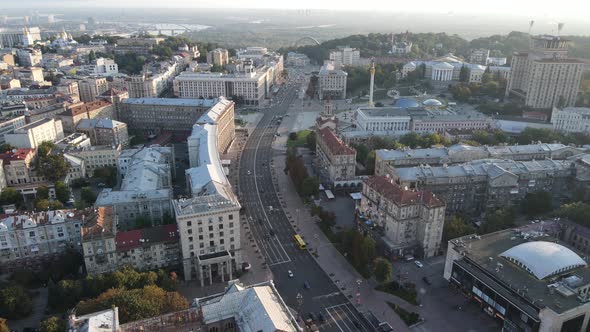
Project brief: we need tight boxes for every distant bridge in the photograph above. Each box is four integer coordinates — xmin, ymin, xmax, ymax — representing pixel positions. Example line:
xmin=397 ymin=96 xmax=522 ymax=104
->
xmin=293 ymin=36 xmax=321 ymax=47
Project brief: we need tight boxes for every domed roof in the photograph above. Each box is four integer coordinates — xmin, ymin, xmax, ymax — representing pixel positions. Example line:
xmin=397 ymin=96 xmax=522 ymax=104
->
xmin=423 ymin=99 xmax=443 ymax=106
xmin=500 ymin=241 xmax=586 ymax=280
xmin=393 ymin=98 xmax=420 ymax=108
xmin=434 ymin=61 xmax=454 ymax=69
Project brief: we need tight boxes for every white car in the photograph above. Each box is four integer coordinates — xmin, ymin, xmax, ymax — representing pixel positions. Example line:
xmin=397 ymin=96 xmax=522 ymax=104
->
xmin=288 ymin=270 xmax=294 ymax=278
xmin=247 ymin=170 xmax=251 ymax=175
xmin=415 ymin=260 xmax=424 ymax=268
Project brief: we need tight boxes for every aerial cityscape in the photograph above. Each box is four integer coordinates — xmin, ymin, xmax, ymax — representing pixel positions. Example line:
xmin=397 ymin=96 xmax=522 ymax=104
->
xmin=0 ymin=2 xmax=590 ymax=332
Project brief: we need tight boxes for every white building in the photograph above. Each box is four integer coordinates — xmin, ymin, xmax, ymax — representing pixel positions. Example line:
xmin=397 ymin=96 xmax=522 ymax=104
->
xmin=82 ymin=58 xmax=119 ymax=75
xmin=61 ymin=144 xmax=121 ymax=176
xmin=487 ymin=57 xmax=507 ymax=66
xmin=16 ymin=48 xmax=42 ymax=67
xmin=173 ymin=100 xmax=240 ymax=284
xmin=173 ymin=68 xmax=273 ymax=106
xmin=329 ymin=46 xmax=360 ymax=67
xmin=318 ymin=61 xmax=347 ymax=100
xmin=469 ymin=48 xmax=490 ymax=65
xmin=78 ymin=77 xmax=109 ymax=102
xmin=552 ymin=107 xmax=590 ymax=134
xmin=5 ymin=118 xmax=65 ymax=149
xmin=391 ymin=41 xmax=413 ymax=55
xmin=95 ymin=146 xmax=173 ymax=230
xmin=207 ymin=48 xmax=229 ymax=66
xmin=0 ymin=115 xmax=26 ymax=144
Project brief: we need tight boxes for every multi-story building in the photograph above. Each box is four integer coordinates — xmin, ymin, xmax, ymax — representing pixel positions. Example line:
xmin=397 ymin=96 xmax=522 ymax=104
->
xmin=318 ymin=61 xmax=347 ymax=100
xmin=360 ymin=176 xmax=446 ymax=258
xmin=487 ymin=57 xmax=507 ymax=66
xmin=81 ymin=207 xmax=118 ymax=275
xmin=187 ymin=97 xmax=235 ymax=158
xmin=81 ymin=57 xmax=118 ymax=75
xmin=173 ymin=67 xmax=273 ymax=106
xmin=174 ymin=101 xmax=240 ymax=284
xmin=61 ymin=144 xmax=121 ymax=176
xmin=390 ymin=158 xmax=572 ymax=215
xmin=115 ymin=224 xmax=180 ymax=271
xmin=552 ymin=107 xmax=590 ymax=134
xmin=0 ymin=27 xmax=41 ymax=48
xmin=444 ymin=227 xmax=590 ymax=331
xmin=109 ymin=60 xmax=184 ymax=98
xmin=354 ymin=105 xmax=491 ymax=136
xmin=329 ymin=46 xmax=361 ymax=67
xmin=95 ymin=146 xmax=173 ymax=230
xmin=0 ymin=210 xmax=84 ymax=274
xmin=114 ymin=37 xmax=164 ymax=56
xmin=0 ymin=115 xmax=26 ymax=144
xmin=118 ymin=98 xmax=224 ymax=134
xmin=286 ymin=52 xmax=310 ymax=67
xmin=78 ymin=77 xmax=109 ymax=102
xmin=55 ymin=132 xmax=91 ymax=149
xmin=469 ymin=48 xmax=490 ymax=65
xmin=5 ymin=117 xmax=64 ymax=149
xmin=0 ymin=148 xmax=40 ymax=186
xmin=16 ymin=48 xmax=42 ymax=67
xmin=316 ymin=127 xmax=356 ymax=188
xmin=57 ymin=100 xmax=114 ymax=133
xmin=207 ymin=48 xmax=229 ymax=67
xmin=76 ymin=118 xmax=129 ymax=147
xmin=375 ymin=143 xmax=584 ymax=176
xmin=12 ymin=67 xmax=44 ymax=84
xmin=391 ymin=41 xmax=413 ymax=55
xmin=506 ymin=35 xmax=584 ymax=109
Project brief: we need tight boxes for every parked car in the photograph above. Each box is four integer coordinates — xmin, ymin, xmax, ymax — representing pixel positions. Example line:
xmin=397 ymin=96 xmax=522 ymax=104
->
xmin=415 ymin=260 xmax=424 ymax=268
xmin=422 ymin=276 xmax=431 ymax=285
xmin=288 ymin=270 xmax=294 ymax=278
xmin=304 ymin=281 xmax=311 ymax=289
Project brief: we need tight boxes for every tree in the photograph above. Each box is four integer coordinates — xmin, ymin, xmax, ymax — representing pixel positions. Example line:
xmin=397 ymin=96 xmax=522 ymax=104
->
xmin=0 ymin=318 xmax=9 ymax=332
xmin=36 ymin=142 xmax=70 ymax=182
xmin=556 ymin=202 xmax=590 ymax=227
xmin=373 ymin=257 xmax=393 ymax=283
xmin=36 ymin=185 xmax=50 ymax=200
xmin=0 ymin=143 xmax=13 ymax=152
xmin=443 ymin=216 xmax=475 ymax=242
xmin=88 ymin=50 xmax=96 ymax=62
xmin=80 ymin=187 xmax=97 ymax=205
xmin=40 ymin=316 xmax=66 ymax=332
xmin=0 ymin=188 xmax=23 ymax=207
xmin=34 ymin=199 xmax=63 ymax=211
xmin=306 ymin=131 xmax=316 ymax=151
xmin=521 ymin=190 xmax=552 ymax=216
xmin=55 ymin=181 xmax=70 ymax=204
xmin=0 ymin=285 xmax=33 ymax=319
xmin=134 ymin=215 xmax=152 ymax=229
xmin=479 ymin=208 xmax=515 ymax=234
xmin=288 ymin=132 xmax=298 ymax=141
xmin=282 ymin=69 xmax=288 ymax=79
xmin=301 ymin=177 xmax=319 ymax=197
xmin=459 ymin=65 xmax=470 ymax=82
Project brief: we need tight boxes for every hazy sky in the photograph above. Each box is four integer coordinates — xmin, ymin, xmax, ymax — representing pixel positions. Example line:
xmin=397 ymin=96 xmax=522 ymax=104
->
xmin=7 ymin=0 xmax=590 ymax=19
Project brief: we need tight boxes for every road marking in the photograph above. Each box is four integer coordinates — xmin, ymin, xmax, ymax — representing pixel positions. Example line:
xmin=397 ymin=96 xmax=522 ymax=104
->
xmin=312 ymin=291 xmax=341 ymax=301
xmin=326 ymin=308 xmax=347 ymax=332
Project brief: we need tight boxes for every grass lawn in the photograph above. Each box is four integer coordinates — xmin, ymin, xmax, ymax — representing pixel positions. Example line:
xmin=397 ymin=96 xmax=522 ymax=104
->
xmin=376 ymin=281 xmax=418 ymax=305
xmin=287 ymin=130 xmax=312 ymax=148
xmin=387 ymin=302 xmax=421 ymax=326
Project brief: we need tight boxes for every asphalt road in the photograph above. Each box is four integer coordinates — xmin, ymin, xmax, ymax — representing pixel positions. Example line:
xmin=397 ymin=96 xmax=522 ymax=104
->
xmin=237 ymin=75 xmax=375 ymax=331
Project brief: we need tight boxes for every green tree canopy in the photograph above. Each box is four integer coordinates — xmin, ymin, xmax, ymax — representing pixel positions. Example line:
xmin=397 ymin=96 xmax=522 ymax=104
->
xmin=479 ymin=208 xmax=515 ymax=234
xmin=40 ymin=316 xmax=66 ymax=332
xmin=0 ymin=285 xmax=33 ymax=319
xmin=443 ymin=216 xmax=475 ymax=242
xmin=555 ymin=202 xmax=590 ymax=227
xmin=521 ymin=190 xmax=553 ymax=216
xmin=55 ymin=181 xmax=71 ymax=204
xmin=301 ymin=177 xmax=319 ymax=197
xmin=373 ymin=257 xmax=393 ymax=283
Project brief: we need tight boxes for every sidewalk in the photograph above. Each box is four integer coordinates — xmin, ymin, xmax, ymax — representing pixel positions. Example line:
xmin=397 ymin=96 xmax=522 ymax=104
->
xmin=270 ymin=148 xmax=412 ymax=332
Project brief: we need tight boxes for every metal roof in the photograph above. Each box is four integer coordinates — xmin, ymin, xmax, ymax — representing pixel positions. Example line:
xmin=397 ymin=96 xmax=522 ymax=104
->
xmin=500 ymin=241 xmax=587 ymax=280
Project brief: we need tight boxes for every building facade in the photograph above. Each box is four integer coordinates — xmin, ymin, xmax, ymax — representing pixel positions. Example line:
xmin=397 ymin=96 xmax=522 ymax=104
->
xmin=329 ymin=47 xmax=360 ymax=67
xmin=552 ymin=107 xmax=590 ymax=134
xmin=76 ymin=118 xmax=129 ymax=147
xmin=207 ymin=48 xmax=229 ymax=67
xmin=4 ymin=118 xmax=65 ymax=149
xmin=62 ymin=144 xmax=121 ymax=176
xmin=316 ymin=127 xmax=356 ymax=187
xmin=318 ymin=61 xmax=347 ymax=100
xmin=360 ymin=176 xmax=446 ymax=258
xmin=506 ymin=35 xmax=584 ymax=109
xmin=57 ymin=100 xmax=114 ymax=133
xmin=78 ymin=77 xmax=109 ymax=103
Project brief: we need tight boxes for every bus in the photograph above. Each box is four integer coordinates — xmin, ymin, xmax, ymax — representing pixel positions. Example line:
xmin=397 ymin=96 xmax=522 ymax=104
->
xmin=294 ymin=234 xmax=306 ymax=249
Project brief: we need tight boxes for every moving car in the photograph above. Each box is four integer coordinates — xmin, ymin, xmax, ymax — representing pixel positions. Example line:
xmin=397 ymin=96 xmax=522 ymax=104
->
xmin=415 ymin=260 xmax=424 ymax=268
xmin=288 ymin=270 xmax=294 ymax=278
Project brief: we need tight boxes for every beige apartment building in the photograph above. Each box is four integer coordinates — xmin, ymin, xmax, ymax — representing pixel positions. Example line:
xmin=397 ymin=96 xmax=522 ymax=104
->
xmin=4 ymin=118 xmax=65 ymax=149
xmin=207 ymin=48 xmax=229 ymax=66
xmin=316 ymin=127 xmax=356 ymax=187
xmin=57 ymin=100 xmax=114 ymax=133
xmin=360 ymin=176 xmax=446 ymax=258
xmin=318 ymin=61 xmax=347 ymax=100
xmin=506 ymin=35 xmax=585 ymax=109
xmin=114 ymin=224 xmax=180 ymax=272
xmin=62 ymin=144 xmax=121 ymax=176
xmin=78 ymin=77 xmax=109 ymax=102
xmin=81 ymin=207 xmax=118 ymax=275
xmin=76 ymin=118 xmax=129 ymax=147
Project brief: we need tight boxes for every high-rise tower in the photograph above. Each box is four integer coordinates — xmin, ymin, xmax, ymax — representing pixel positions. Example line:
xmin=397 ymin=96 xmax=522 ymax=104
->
xmin=369 ymin=60 xmax=375 ymax=107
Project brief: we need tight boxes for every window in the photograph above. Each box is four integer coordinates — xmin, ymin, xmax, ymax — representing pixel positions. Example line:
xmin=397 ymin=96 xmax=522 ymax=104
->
xmin=199 ymin=235 xmax=203 ymax=240
xmin=209 ymin=240 xmax=215 ymax=247
xmin=220 ymin=239 xmax=224 ymax=244
xmin=199 ymin=243 xmax=204 ymax=248
xmin=230 ymin=237 xmax=235 ymax=242
xmin=188 ymin=229 xmax=192 ymax=234
xmin=187 ymin=221 xmax=192 ymax=227
xmin=219 ymin=224 xmax=223 ymax=230
xmin=189 ymin=236 xmax=193 ymax=242
xmin=189 ymin=244 xmax=194 ymax=250
xmin=229 ymin=222 xmax=234 ymax=228
xmin=29 ymin=231 xmax=35 ymax=238
xmin=218 ymin=216 xmax=223 ymax=222
xmin=229 ymin=214 xmax=234 ymax=220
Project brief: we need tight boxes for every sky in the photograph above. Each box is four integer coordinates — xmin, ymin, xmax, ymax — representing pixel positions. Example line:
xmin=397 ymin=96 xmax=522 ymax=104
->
xmin=6 ymin=0 xmax=590 ymax=20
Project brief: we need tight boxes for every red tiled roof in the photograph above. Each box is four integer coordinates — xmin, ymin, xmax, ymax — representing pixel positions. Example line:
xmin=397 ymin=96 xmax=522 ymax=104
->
xmin=364 ymin=176 xmax=444 ymax=207
xmin=0 ymin=148 xmax=35 ymax=165
xmin=64 ymin=100 xmax=112 ymax=116
xmin=116 ymin=229 xmax=143 ymax=251
xmin=319 ymin=127 xmax=355 ymax=156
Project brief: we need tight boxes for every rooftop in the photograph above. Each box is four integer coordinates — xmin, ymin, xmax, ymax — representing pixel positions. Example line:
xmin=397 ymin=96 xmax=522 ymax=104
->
xmin=122 ymin=97 xmax=219 ymax=108
xmin=80 ymin=207 xmax=116 ymax=241
xmin=116 ymin=224 xmax=178 ymax=252
xmin=364 ymin=175 xmax=443 ymax=207
xmin=0 ymin=209 xmax=82 ymax=232
xmin=450 ymin=225 xmax=590 ymax=315
xmin=77 ymin=118 xmax=126 ymax=130
xmin=64 ymin=100 xmax=112 ymax=116
xmin=319 ymin=127 xmax=355 ymax=156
